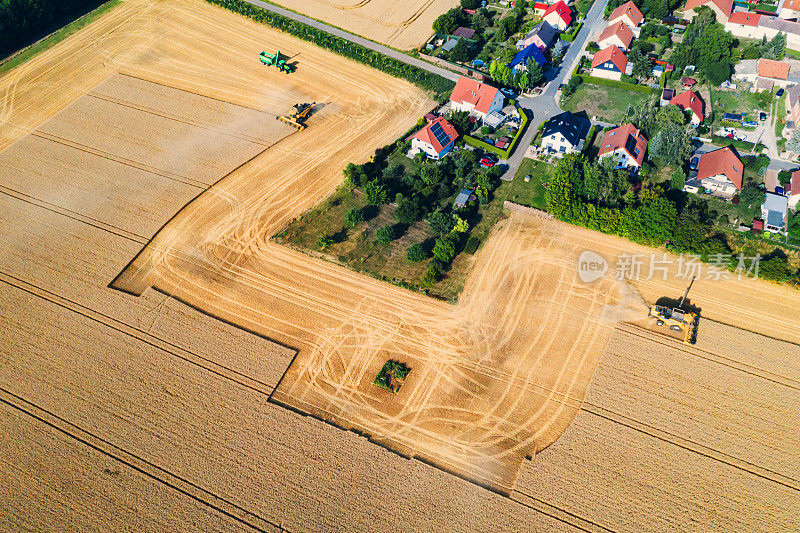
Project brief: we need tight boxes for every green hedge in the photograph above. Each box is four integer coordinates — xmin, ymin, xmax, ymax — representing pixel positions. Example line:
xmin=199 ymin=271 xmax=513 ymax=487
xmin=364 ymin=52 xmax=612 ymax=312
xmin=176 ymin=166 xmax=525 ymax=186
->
xmin=711 ymin=134 xmax=766 ymax=153
xmin=463 ymin=104 xmax=529 ymax=159
xmin=203 ymin=0 xmax=455 ymax=100
xmin=578 ymin=74 xmax=659 ymax=94
xmin=561 ymin=22 xmax=584 ymax=42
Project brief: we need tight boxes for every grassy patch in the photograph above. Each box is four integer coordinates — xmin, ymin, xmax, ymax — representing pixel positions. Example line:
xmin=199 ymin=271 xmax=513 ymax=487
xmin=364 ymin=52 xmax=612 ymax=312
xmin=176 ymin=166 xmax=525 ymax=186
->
xmin=0 ymin=0 xmax=121 ymax=75
xmin=505 ymin=159 xmax=553 ymax=209
xmin=373 ymin=360 xmax=410 ymax=393
xmin=562 ymin=83 xmax=651 ymax=123
xmin=710 ymin=88 xmax=771 ymax=120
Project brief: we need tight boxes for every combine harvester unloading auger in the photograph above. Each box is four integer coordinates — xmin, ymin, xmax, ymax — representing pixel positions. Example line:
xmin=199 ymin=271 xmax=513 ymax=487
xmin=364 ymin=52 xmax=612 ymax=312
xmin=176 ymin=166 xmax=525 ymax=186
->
xmin=259 ymin=50 xmax=293 ymax=73
xmin=648 ymin=277 xmax=700 ymax=344
xmin=277 ymin=102 xmax=316 ymax=131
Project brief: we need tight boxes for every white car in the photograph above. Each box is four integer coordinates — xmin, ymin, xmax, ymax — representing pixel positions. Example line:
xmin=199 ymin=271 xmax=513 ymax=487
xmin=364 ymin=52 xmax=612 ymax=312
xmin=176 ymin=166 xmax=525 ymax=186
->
xmin=735 ymin=133 xmax=747 ymax=141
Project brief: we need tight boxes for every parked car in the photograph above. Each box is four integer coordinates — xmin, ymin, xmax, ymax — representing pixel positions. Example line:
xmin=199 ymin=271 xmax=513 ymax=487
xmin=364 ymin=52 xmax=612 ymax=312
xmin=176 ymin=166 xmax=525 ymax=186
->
xmin=726 ymin=133 xmax=734 ymax=138
xmin=689 ymin=156 xmax=699 ymax=171
xmin=736 ymin=133 xmax=747 ymax=141
xmin=777 ymin=88 xmax=784 ymax=97
xmin=743 ymin=120 xmax=758 ymax=128
xmin=480 ymin=157 xmax=496 ymax=168
xmin=760 ymin=112 xmax=768 ymax=121
xmin=500 ymin=88 xmax=517 ymax=98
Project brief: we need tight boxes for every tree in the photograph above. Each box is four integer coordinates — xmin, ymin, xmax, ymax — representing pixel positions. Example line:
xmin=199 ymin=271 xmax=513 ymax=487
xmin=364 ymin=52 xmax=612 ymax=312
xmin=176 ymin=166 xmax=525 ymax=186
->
xmin=345 ymin=207 xmax=364 ymax=227
xmin=428 ymin=211 xmax=454 ymax=234
xmin=420 ymin=265 xmax=440 ymax=287
xmin=546 ymin=165 xmax=578 ymax=220
xmin=472 ymin=11 xmax=490 ymax=31
xmin=562 ymin=76 xmax=582 ymax=99
xmin=406 ymin=243 xmax=428 ymax=262
xmin=649 ymin=122 xmax=693 ymax=164
xmin=655 ymin=104 xmax=687 ymax=130
xmin=343 ymin=163 xmax=366 ymax=188
xmin=376 ymin=225 xmax=395 ymax=243
xmin=552 ymin=40 xmax=567 ymax=62
xmin=527 ymin=61 xmax=544 ymax=86
xmin=489 ymin=60 xmax=513 ymax=85
xmin=383 ymin=164 xmax=404 ymax=182
xmin=450 ymin=38 xmax=474 ymax=63
xmin=760 ymin=32 xmax=786 ymax=60
xmin=739 ymin=182 xmax=766 ymax=209
xmin=705 ymin=61 xmax=732 ymax=86
xmin=448 ymin=110 xmax=472 ymax=136
xmin=461 ymin=0 xmax=480 ymax=8
xmin=395 ymin=197 xmax=421 ymax=225
xmin=670 ymin=168 xmax=686 ymax=190
xmin=363 ymin=180 xmax=388 ymax=206
xmin=619 ymin=196 xmax=678 ymax=246
xmin=786 ymin=132 xmax=800 ymax=154
xmin=628 ymin=47 xmax=651 ymax=81
xmin=452 ymin=215 xmax=469 ymax=233
xmin=432 ymin=237 xmax=456 ymax=263
xmin=433 ymin=8 xmax=461 ymax=35
xmin=517 ymin=71 xmax=531 ymax=92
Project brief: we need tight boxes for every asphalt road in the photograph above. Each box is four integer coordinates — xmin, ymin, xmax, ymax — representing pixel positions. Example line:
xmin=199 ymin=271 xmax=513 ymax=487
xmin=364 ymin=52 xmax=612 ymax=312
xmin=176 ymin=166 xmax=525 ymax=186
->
xmin=237 ymin=0 xmax=460 ymax=82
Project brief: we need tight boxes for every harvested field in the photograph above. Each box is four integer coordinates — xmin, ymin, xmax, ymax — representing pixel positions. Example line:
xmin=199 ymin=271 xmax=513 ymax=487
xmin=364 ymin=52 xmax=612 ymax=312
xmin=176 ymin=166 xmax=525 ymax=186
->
xmin=269 ymin=0 xmax=458 ymax=50
xmin=2 ymin=0 xmax=800 ymax=528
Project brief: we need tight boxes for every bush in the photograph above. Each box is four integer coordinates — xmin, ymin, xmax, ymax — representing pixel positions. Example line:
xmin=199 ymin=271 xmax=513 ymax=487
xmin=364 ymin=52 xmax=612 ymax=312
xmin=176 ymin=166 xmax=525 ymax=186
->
xmin=432 ymin=236 xmax=456 ymax=263
xmin=345 ymin=207 xmax=364 ymax=227
xmin=376 ymin=225 xmax=396 ymax=243
xmin=463 ymin=236 xmax=481 ymax=254
xmin=578 ymin=75 xmax=657 ymax=94
xmin=420 ymin=265 xmax=440 ymax=287
xmin=316 ymin=233 xmax=334 ymax=249
xmin=406 ymin=243 xmax=428 ymax=261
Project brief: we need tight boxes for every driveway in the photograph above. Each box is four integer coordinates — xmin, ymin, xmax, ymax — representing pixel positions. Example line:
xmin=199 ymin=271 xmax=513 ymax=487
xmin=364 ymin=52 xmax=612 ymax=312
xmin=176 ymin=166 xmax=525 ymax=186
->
xmin=502 ymin=0 xmax=611 ymax=180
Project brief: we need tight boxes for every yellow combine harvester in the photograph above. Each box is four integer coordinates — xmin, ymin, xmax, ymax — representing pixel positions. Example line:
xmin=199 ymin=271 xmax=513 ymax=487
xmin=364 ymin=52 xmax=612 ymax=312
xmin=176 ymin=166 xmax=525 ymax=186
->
xmin=648 ymin=278 xmax=699 ymax=344
xmin=277 ymin=102 xmax=315 ymax=130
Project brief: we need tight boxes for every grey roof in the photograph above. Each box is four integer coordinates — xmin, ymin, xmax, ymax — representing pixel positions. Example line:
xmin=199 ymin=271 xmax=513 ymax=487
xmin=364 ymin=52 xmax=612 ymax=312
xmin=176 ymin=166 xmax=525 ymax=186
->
xmin=763 ymin=191 xmax=788 ymax=212
xmin=455 ymin=189 xmax=474 ymax=206
xmin=541 ymin=111 xmax=591 ymax=147
xmin=443 ymin=38 xmax=458 ymax=51
xmin=767 ymin=209 xmax=785 ymax=228
xmin=760 ymin=16 xmax=800 ymax=36
xmin=735 ymin=59 xmax=757 ymax=77
xmin=528 ymin=21 xmax=556 ymax=48
xmin=787 ymin=84 xmax=800 ymax=109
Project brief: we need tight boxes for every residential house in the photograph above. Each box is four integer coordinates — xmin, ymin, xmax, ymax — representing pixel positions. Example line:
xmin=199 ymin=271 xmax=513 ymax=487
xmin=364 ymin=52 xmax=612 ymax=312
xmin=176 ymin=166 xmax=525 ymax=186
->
xmin=449 ymin=76 xmax=504 ymax=120
xmin=597 ymin=20 xmax=634 ymax=51
xmin=598 ymin=123 xmax=647 ymax=170
xmin=682 ymin=0 xmax=733 ymax=22
xmin=786 ymin=85 xmax=800 ymax=135
xmin=543 ymin=0 xmax=573 ymax=31
xmin=757 ymin=58 xmax=791 ymax=87
xmin=726 ymin=14 xmax=800 ymax=51
xmin=410 ymin=117 xmax=459 ymax=160
xmin=590 ymin=45 xmax=628 ymax=80
xmin=508 ymin=43 xmax=547 ymax=72
xmin=725 ymin=11 xmax=761 ymax=37
xmin=540 ymin=111 xmax=591 ymax=156
xmin=670 ymin=90 xmax=704 ymax=125
xmin=762 ymin=192 xmax=789 ymax=233
xmin=532 ymin=1 xmax=550 ymax=16
xmin=609 ymin=1 xmax=644 ymax=28
xmin=787 ymin=170 xmax=800 ymax=209
xmin=696 ymin=147 xmax=743 ymax=199
xmin=780 ymin=0 xmax=800 ymax=20
xmin=517 ymin=21 xmax=556 ymax=51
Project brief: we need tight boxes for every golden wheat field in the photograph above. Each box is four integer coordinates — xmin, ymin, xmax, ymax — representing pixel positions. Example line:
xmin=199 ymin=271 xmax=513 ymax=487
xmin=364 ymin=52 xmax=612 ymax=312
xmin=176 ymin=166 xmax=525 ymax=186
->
xmin=1 ymin=0 xmax=799 ymax=529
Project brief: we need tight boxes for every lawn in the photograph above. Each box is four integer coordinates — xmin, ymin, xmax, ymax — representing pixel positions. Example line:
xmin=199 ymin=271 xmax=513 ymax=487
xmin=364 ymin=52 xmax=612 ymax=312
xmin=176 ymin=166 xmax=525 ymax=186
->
xmin=504 ymin=158 xmax=553 ymax=210
xmin=710 ymin=88 xmax=773 ymax=121
xmin=562 ymin=83 xmax=651 ymax=124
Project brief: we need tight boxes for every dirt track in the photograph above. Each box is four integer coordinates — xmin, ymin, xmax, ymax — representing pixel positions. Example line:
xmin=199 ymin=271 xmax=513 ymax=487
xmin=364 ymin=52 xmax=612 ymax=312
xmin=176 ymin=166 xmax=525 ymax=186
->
xmin=268 ymin=0 xmax=458 ymax=50
xmin=2 ymin=0 xmax=800 ymax=528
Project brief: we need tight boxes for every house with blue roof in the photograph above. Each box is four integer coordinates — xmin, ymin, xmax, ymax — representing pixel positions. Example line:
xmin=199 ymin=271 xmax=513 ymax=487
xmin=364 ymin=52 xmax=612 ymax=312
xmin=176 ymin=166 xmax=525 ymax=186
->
xmin=508 ymin=43 xmax=546 ymax=73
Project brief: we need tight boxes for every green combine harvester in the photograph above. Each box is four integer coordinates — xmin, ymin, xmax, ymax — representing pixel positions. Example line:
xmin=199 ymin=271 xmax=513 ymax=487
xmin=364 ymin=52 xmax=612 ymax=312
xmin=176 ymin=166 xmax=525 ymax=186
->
xmin=259 ymin=51 xmax=293 ymax=73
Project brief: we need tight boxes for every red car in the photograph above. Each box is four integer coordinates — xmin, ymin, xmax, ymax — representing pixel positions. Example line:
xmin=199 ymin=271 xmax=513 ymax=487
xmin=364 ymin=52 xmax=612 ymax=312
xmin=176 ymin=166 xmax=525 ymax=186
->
xmin=480 ymin=157 xmax=496 ymax=167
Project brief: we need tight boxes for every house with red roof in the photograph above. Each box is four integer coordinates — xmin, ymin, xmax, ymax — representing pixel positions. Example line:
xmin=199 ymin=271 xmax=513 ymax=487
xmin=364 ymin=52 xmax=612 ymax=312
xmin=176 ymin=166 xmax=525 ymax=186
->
xmin=410 ymin=117 xmax=459 ymax=160
xmin=786 ymin=85 xmax=800 ymax=137
xmin=787 ymin=170 xmax=800 ymax=209
xmin=597 ymin=21 xmax=635 ymax=51
xmin=449 ymin=76 xmax=504 ymax=121
xmin=543 ymin=1 xmax=572 ymax=31
xmin=682 ymin=0 xmax=733 ymax=22
xmin=591 ymin=45 xmax=628 ymax=81
xmin=758 ymin=58 xmax=790 ymax=80
xmin=598 ymin=123 xmax=647 ymax=170
xmin=780 ymin=0 xmax=800 ymax=19
xmin=725 ymin=11 xmax=761 ymax=38
xmin=669 ymin=90 xmax=705 ymax=125
xmin=696 ymin=147 xmax=742 ymax=198
xmin=609 ymin=1 xmax=643 ymax=28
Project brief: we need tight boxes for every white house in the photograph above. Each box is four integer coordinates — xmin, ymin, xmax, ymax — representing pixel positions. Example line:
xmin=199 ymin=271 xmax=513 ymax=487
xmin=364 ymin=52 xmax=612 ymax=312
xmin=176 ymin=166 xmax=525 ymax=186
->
xmin=543 ymin=1 xmax=572 ymax=32
xmin=608 ymin=1 xmax=643 ymax=28
xmin=449 ymin=76 xmax=504 ymax=121
xmin=590 ymin=45 xmax=628 ymax=81
xmin=696 ymin=147 xmax=743 ymax=199
xmin=410 ymin=117 xmax=459 ymax=160
xmin=541 ymin=111 xmax=591 ymax=157
xmin=597 ymin=21 xmax=634 ymax=51
xmin=598 ymin=123 xmax=647 ymax=170
xmin=762 ymin=192 xmax=789 ymax=234
xmin=787 ymin=170 xmax=800 ymax=209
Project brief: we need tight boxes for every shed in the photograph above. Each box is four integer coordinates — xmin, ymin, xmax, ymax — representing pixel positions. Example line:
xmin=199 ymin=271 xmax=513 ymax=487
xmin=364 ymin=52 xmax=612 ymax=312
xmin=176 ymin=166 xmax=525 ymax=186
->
xmin=443 ymin=38 xmax=458 ymax=52
xmin=454 ymin=189 xmax=475 ymax=208
xmin=484 ymin=110 xmax=506 ymax=129
xmin=723 ymin=112 xmax=742 ymax=122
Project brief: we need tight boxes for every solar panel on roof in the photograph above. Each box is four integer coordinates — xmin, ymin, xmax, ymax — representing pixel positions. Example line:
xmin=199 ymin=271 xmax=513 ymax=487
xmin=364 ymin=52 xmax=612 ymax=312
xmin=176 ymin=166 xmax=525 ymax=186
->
xmin=430 ymin=122 xmax=451 ymax=147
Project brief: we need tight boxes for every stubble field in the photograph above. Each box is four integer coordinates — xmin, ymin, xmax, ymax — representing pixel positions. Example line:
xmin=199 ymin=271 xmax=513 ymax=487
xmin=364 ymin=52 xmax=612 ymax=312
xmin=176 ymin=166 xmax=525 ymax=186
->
xmin=1 ymin=0 xmax=800 ymax=529
xmin=268 ymin=0 xmax=459 ymax=50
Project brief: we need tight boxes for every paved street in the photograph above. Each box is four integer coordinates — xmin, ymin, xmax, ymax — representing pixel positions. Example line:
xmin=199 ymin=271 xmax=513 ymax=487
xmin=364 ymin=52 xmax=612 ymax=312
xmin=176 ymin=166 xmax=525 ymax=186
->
xmin=502 ymin=0 xmax=611 ymax=179
xmin=239 ymin=0 xmax=460 ymax=82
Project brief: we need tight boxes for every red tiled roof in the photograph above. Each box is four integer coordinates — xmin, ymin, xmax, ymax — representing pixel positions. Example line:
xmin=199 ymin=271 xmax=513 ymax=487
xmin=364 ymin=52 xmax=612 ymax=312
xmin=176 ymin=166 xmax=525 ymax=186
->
xmin=752 ymin=219 xmax=764 ymax=231
xmin=591 ymin=45 xmax=628 ymax=73
xmin=783 ymin=0 xmax=800 ymax=12
xmin=544 ymin=1 xmax=572 ymax=25
xmin=609 ymin=1 xmax=643 ymax=26
xmin=598 ymin=21 xmax=634 ymax=49
xmin=758 ymin=58 xmax=790 ymax=80
xmin=670 ymin=90 xmax=704 ymax=122
xmin=684 ymin=0 xmax=733 ymax=18
xmin=412 ymin=116 xmax=458 ymax=154
xmin=697 ymin=147 xmax=743 ymax=189
xmin=790 ymin=170 xmax=800 ymax=196
xmin=727 ymin=11 xmax=761 ymax=26
xmin=453 ymin=27 xmax=475 ymax=39
xmin=681 ymin=77 xmax=697 ymax=86
xmin=449 ymin=76 xmax=500 ymax=114
xmin=598 ymin=123 xmax=647 ymax=166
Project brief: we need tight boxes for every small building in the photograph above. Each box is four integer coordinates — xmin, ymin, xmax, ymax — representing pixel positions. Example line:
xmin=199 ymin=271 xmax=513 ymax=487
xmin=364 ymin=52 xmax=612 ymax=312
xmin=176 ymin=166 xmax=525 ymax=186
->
xmin=483 ymin=110 xmax=507 ymax=129
xmin=725 ymin=11 xmax=760 ymax=39
xmin=597 ymin=20 xmax=635 ymax=51
xmin=660 ymin=88 xmax=675 ymax=106
xmin=757 ymin=58 xmax=791 ymax=86
xmin=508 ymin=43 xmax=547 ymax=72
xmin=681 ymin=77 xmax=697 ymax=89
xmin=670 ymin=90 xmax=704 ymax=125
xmin=516 ymin=21 xmax=556 ymax=51
xmin=682 ymin=0 xmax=733 ymax=22
xmin=442 ymin=38 xmax=458 ymax=52
xmin=453 ymin=27 xmax=475 ymax=39
xmin=786 ymin=85 xmax=800 ymax=132
xmin=787 ymin=170 xmax=800 ymax=209
xmin=449 ymin=76 xmax=504 ymax=120
xmin=762 ymin=192 xmax=789 ymax=233
xmin=591 ymin=45 xmax=628 ymax=81
xmin=723 ymin=112 xmax=742 ymax=123
xmin=454 ymin=188 xmax=475 ymax=209
xmin=598 ymin=123 xmax=648 ymax=170
xmin=541 ymin=111 xmax=591 ymax=157
xmin=609 ymin=1 xmax=644 ymax=28
xmin=410 ymin=117 xmax=459 ymax=160
xmin=696 ymin=147 xmax=742 ymax=199
xmin=543 ymin=0 xmax=573 ymax=31
xmin=754 ymin=77 xmax=774 ymax=92
xmin=751 ymin=219 xmax=764 ymax=233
